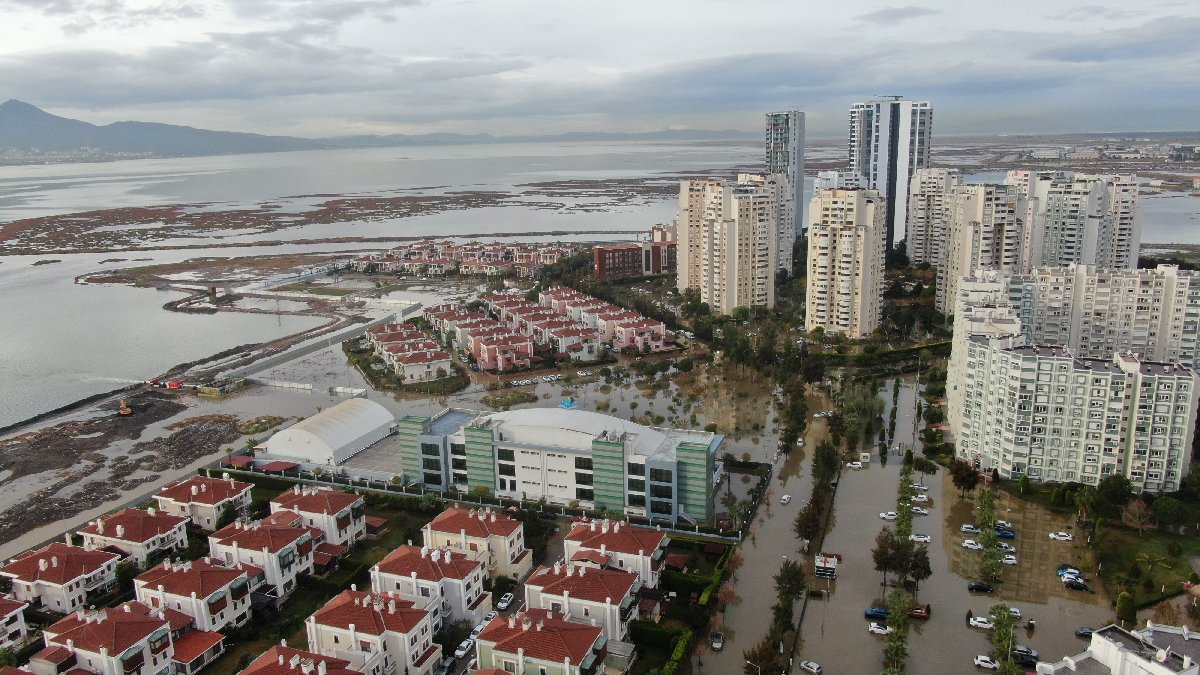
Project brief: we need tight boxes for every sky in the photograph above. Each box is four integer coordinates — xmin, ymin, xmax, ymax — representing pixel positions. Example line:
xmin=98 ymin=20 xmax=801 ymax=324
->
xmin=1 ymin=0 xmax=1198 ymax=138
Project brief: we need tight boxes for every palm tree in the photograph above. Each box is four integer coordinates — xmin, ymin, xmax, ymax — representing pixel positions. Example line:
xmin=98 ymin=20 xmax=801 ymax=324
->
xmin=1074 ymin=486 xmax=1098 ymax=522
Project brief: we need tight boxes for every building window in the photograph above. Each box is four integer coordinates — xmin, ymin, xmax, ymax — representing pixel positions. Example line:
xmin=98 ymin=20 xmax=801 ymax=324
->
xmin=575 ymin=472 xmax=593 ymax=486
xmin=497 ymin=448 xmax=515 ymax=462
xmin=627 ymin=462 xmax=645 ymax=476
xmin=423 ymin=473 xmax=443 ymax=486
xmin=574 ymin=457 xmax=593 ymax=470
xmin=498 ymin=463 xmax=515 ymax=477
xmin=627 ymin=478 xmax=645 ymax=492
xmin=450 ymin=443 xmax=466 ymax=456
xmin=649 ymin=468 xmax=673 ymax=483
xmin=650 ymin=484 xmax=673 ymax=499
xmin=650 ymin=500 xmax=673 ymax=515
xmin=422 ymin=458 xmax=441 ymax=471
xmin=421 ymin=443 xmax=441 ymax=457
xmin=576 ymin=488 xmax=594 ymax=501
xmin=452 ymin=458 xmax=467 ymax=471
xmin=628 ymin=494 xmax=645 ymax=507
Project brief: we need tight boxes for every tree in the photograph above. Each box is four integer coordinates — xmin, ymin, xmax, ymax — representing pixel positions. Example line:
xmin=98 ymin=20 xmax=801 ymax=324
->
xmin=774 ymin=558 xmax=806 ymax=601
xmin=882 ymin=588 xmax=911 ymax=672
xmin=1124 ymin=499 xmax=1153 ymax=534
xmin=1097 ymin=475 xmax=1134 ymax=517
xmin=872 ymin=528 xmax=899 ymax=587
xmin=989 ymin=604 xmax=1019 ymax=674
xmin=912 ymin=457 xmax=939 ymax=480
xmin=1116 ymin=591 xmax=1136 ymax=623
xmin=950 ymin=460 xmax=980 ymax=496
xmin=907 ymin=544 xmax=932 ymax=593
xmin=0 ymin=649 xmax=14 ymax=668
xmin=743 ymin=636 xmax=786 ymax=675
xmin=1151 ymin=497 xmax=1189 ymax=527
xmin=1018 ymin=474 xmax=1031 ymax=495
xmin=216 ymin=502 xmax=239 ymax=529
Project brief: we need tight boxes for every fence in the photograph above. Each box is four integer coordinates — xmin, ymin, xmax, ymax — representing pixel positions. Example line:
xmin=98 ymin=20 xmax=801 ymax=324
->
xmin=246 ymin=378 xmax=314 ymax=392
xmin=222 ymin=313 xmax=398 ymax=379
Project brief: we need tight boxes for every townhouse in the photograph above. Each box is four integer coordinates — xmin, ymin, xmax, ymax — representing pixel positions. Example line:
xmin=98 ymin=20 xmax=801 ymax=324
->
xmin=77 ymin=508 xmax=190 ymax=566
xmin=475 ymin=609 xmax=605 ymax=675
xmin=0 ymin=543 xmax=119 ymax=613
xmin=35 ymin=603 xmax=177 ymax=675
xmin=0 ymin=598 xmax=28 ymax=651
xmin=242 ymin=645 xmax=364 ymax=675
xmin=524 ymin=563 xmax=640 ymax=640
xmin=546 ymin=326 xmax=602 ymax=361
xmin=270 ymin=486 xmax=367 ymax=547
xmin=154 ymin=475 xmax=253 ymax=531
xmin=563 ymin=521 xmax=667 ymax=589
xmin=474 ymin=334 xmax=535 ymax=372
xmin=369 ymin=545 xmax=488 ymax=629
xmin=134 ymin=557 xmax=264 ymax=632
xmin=305 ymin=590 xmax=441 ymax=675
xmin=611 ymin=319 xmax=666 ymax=353
xmin=420 ymin=508 xmax=531 ymax=581
xmin=208 ymin=520 xmax=315 ymax=599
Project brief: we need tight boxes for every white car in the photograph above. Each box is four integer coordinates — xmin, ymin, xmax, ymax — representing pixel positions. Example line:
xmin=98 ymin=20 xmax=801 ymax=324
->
xmin=780 ymin=495 xmax=792 ymax=505
xmin=995 ymin=519 xmax=1013 ymax=529
xmin=911 ymin=483 xmax=929 ymax=491
xmin=999 ymin=543 xmax=1016 ymax=553
xmin=846 ymin=461 xmax=863 ymax=470
xmin=962 ymin=539 xmax=983 ymax=551
xmin=868 ymin=622 xmax=893 ymax=635
xmin=470 ymin=622 xmax=487 ymax=638
xmin=454 ymin=639 xmax=474 ymax=658
xmin=879 ymin=511 xmax=898 ymax=521
xmin=798 ymin=661 xmax=823 ymax=674
xmin=911 ymin=506 xmax=929 ymax=515
xmin=909 ymin=493 xmax=929 ymax=503
xmin=961 ymin=524 xmax=982 ymax=534
xmin=909 ymin=533 xmax=931 ymax=543
xmin=1009 ymin=607 xmax=1022 ymax=620
xmin=1002 ymin=555 xmax=1018 ymax=566
xmin=813 ymin=412 xmax=826 ymax=419
xmin=969 ymin=616 xmax=994 ymax=630
xmin=1049 ymin=531 xmax=1074 ymax=541
xmin=576 ymin=370 xmax=589 ymax=376
xmin=974 ymin=655 xmax=1000 ymax=669
xmin=496 ymin=592 xmax=514 ymax=610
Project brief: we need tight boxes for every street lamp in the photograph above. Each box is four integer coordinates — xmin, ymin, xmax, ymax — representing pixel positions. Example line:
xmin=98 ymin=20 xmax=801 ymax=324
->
xmin=745 ymin=661 xmax=761 ymax=675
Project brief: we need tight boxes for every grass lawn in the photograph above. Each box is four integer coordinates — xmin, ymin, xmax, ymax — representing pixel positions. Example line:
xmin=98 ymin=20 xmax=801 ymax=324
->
xmin=629 ymin=646 xmax=671 ymax=675
xmin=1095 ymin=525 xmax=1200 ymax=606
xmin=993 ymin=479 xmax=1077 ymax=515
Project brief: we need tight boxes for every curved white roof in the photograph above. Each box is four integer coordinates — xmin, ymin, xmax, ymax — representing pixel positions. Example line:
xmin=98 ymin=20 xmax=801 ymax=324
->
xmin=266 ymin=398 xmax=394 ymax=460
xmin=480 ymin=407 xmax=713 ymax=460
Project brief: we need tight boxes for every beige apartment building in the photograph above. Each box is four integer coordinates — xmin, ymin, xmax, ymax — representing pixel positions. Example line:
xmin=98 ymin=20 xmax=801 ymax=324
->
xmin=804 ymin=188 xmax=886 ymax=338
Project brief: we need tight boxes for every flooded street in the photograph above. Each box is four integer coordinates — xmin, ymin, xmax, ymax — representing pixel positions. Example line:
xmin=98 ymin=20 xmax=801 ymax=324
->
xmin=799 ymin=377 xmax=1114 ymax=673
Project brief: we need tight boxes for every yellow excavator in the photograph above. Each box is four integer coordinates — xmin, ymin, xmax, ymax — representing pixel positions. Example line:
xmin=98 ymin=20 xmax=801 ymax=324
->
xmin=118 ymin=399 xmax=132 ymax=416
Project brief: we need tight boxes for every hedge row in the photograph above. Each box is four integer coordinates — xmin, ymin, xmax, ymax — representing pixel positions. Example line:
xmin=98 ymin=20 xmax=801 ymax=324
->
xmin=662 ymin=628 xmax=694 ymax=675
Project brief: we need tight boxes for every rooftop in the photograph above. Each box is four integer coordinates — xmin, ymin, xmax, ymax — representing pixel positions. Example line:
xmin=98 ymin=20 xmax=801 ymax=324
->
xmin=375 ymin=545 xmax=482 ymax=582
xmin=156 ymin=475 xmax=252 ymax=506
xmin=564 ymin=520 xmax=667 ymax=556
xmin=79 ymin=508 xmax=188 ymax=543
xmin=527 ymin=563 xmax=637 ymax=604
xmin=210 ymin=520 xmax=310 ymax=553
xmin=476 ymin=608 xmax=601 ymax=665
xmin=426 ymin=508 xmax=523 ymax=538
xmin=44 ymin=602 xmax=168 ymax=655
xmin=242 ymin=646 xmax=362 ymax=675
xmin=271 ymin=485 xmax=361 ymax=516
xmin=311 ymin=590 xmax=430 ymax=636
xmin=1 ymin=543 xmax=118 ymax=585
xmin=135 ymin=557 xmax=261 ymax=598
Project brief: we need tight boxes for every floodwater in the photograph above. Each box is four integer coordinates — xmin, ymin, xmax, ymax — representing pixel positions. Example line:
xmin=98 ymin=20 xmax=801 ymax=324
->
xmin=798 ymin=377 xmax=1113 ymax=674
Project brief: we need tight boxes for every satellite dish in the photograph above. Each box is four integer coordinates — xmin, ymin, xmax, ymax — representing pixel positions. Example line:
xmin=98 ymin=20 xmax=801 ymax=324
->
xmin=1156 ymin=649 xmax=1168 ymax=662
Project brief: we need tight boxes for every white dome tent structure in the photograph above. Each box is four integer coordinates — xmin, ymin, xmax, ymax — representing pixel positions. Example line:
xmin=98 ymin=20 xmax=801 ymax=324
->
xmin=260 ymin=398 xmax=395 ymax=466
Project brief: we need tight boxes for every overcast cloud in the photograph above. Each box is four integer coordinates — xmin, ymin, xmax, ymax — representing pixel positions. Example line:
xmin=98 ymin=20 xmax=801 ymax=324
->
xmin=0 ymin=0 xmax=1197 ymax=136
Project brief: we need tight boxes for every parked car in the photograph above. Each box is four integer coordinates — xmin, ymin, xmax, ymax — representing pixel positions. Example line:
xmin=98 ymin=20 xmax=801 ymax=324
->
xmin=813 ymin=412 xmax=826 ymax=419
xmin=1009 ymin=607 xmax=1022 ymax=620
xmin=1013 ymin=652 xmax=1039 ymax=667
xmin=1002 ymin=555 xmax=1019 ymax=566
xmin=911 ymin=483 xmax=929 ymax=491
xmin=1012 ymin=646 xmax=1038 ymax=660
xmin=1049 ymin=531 xmax=1074 ymax=541
xmin=879 ymin=511 xmax=898 ymax=521
xmin=907 ymin=605 xmax=931 ymax=620
xmin=864 ymin=606 xmax=889 ymax=620
xmin=847 ymin=461 xmax=863 ymax=470
xmin=868 ymin=622 xmax=893 ymax=635
xmin=577 ymin=370 xmax=590 ymax=377
xmin=454 ymin=639 xmax=474 ymax=658
xmin=911 ymin=506 xmax=930 ymax=516
xmin=483 ymin=611 xmax=498 ymax=622
xmin=962 ymin=539 xmax=984 ymax=551
xmin=1064 ymin=578 xmax=1089 ymax=591
xmin=780 ymin=495 xmax=792 ymax=505
xmin=909 ymin=493 xmax=929 ymax=503
xmin=710 ymin=632 xmax=725 ymax=651
xmin=437 ymin=655 xmax=457 ymax=675
xmin=995 ymin=519 xmax=1013 ymax=529
xmin=961 ymin=524 xmax=982 ymax=535
xmin=1075 ymin=627 xmax=1095 ymax=639
xmin=909 ymin=533 xmax=931 ymax=543
xmin=470 ymin=622 xmax=487 ymax=639
xmin=798 ymin=661 xmax=823 ymax=674
xmin=1057 ymin=566 xmax=1082 ymax=578
xmin=969 ymin=616 xmax=994 ymax=630
xmin=973 ymin=655 xmax=1000 ymax=670
xmin=994 ymin=528 xmax=1016 ymax=539
xmin=496 ymin=593 xmax=514 ymax=610
xmin=968 ymin=581 xmax=995 ymax=593
xmin=999 ymin=543 xmax=1016 ymax=553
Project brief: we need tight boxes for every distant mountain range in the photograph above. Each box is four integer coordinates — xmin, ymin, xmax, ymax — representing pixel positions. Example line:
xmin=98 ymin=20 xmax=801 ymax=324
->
xmin=0 ymin=100 xmax=758 ymax=163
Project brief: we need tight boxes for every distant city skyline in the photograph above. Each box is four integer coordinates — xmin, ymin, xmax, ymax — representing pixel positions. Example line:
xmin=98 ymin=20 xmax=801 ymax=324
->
xmin=0 ymin=0 xmax=1197 ymax=138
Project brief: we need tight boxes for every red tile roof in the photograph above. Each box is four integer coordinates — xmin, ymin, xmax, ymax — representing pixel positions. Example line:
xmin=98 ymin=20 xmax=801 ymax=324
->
xmin=30 ymin=645 xmax=74 ymax=665
xmin=313 ymin=543 xmax=348 ymax=566
xmin=243 ymin=646 xmax=362 ymax=675
xmin=312 ymin=590 xmax=430 ymax=636
xmin=157 ymin=476 xmax=251 ymax=506
xmin=170 ymin=630 xmax=224 ymax=664
xmin=0 ymin=667 xmax=34 ymax=675
xmin=527 ymin=564 xmax=637 ymax=604
xmin=210 ymin=521 xmax=308 ymax=554
xmin=569 ymin=550 xmax=610 ymax=566
xmin=78 ymin=508 xmax=187 ymax=543
xmin=258 ymin=461 xmax=300 ymax=473
xmin=135 ymin=557 xmax=259 ymax=599
xmin=271 ymin=486 xmax=361 ymax=516
xmin=427 ymin=508 xmax=522 ymax=538
xmin=565 ymin=521 xmax=666 ymax=556
xmin=394 ymin=350 xmax=451 ymax=365
xmin=476 ymin=608 xmax=601 ymax=665
xmin=44 ymin=603 xmax=167 ymax=655
xmin=0 ymin=597 xmax=27 ymax=618
xmin=1 ymin=543 xmax=118 ymax=585
xmin=376 ymin=545 xmax=482 ymax=582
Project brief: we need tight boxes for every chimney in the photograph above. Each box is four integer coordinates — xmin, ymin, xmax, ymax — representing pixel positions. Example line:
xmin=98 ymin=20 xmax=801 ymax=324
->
xmin=579 ymin=566 xmax=586 ymax=576
xmin=421 ymin=546 xmax=429 ymax=558
xmin=222 ymin=472 xmax=230 ymax=480
xmin=508 ymin=615 xmax=516 ymax=628
xmin=536 ymin=619 xmax=543 ymax=631
xmin=148 ymin=507 xmax=156 ymax=517
xmin=567 ymin=564 xmax=573 ymax=577
xmin=278 ymin=654 xmax=285 ymax=666
xmin=351 ymin=584 xmax=357 ymax=592
xmin=601 ymin=519 xmax=610 ymax=534
xmin=614 ymin=522 xmax=620 ymax=532
xmin=432 ymin=549 xmax=441 ymax=563
xmin=38 ymin=558 xmax=48 ymax=572
xmin=97 ymin=519 xmax=105 ymax=535
xmin=64 ymin=532 xmax=73 ymax=546
xmin=191 ymin=485 xmax=199 ymax=496
xmin=122 ymin=603 xmax=131 ymax=612
xmin=388 ymin=600 xmax=396 ymax=614
xmin=116 ymin=525 xmax=125 ymax=539
xmin=318 ymin=662 xmax=327 ymax=675
xmin=553 ymin=562 xmax=561 ymax=575
xmin=589 ymin=521 xmax=596 ymax=532
xmin=521 ymin=617 xmax=532 ymax=631
xmin=201 ymin=483 xmax=207 ymax=493
xmin=51 ymin=556 xmax=58 ymax=568
xmin=490 ymin=512 xmax=496 ymax=523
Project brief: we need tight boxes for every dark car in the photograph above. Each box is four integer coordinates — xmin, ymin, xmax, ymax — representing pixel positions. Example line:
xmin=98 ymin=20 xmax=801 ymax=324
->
xmin=436 ymin=656 xmax=456 ymax=675
xmin=994 ymin=528 xmax=1016 ymax=539
xmin=1013 ymin=652 xmax=1038 ymax=667
xmin=1064 ymin=578 xmax=1089 ymax=591
xmin=1012 ymin=646 xmax=1039 ymax=660
xmin=865 ymin=606 xmax=889 ymax=620
xmin=967 ymin=581 xmax=995 ymax=593
xmin=907 ymin=605 xmax=930 ymax=620
xmin=710 ymin=632 xmax=725 ymax=651
xmin=1076 ymin=627 xmax=1095 ymax=638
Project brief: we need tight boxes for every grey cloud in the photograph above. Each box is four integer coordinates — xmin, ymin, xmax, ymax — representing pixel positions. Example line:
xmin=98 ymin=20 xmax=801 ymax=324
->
xmin=857 ymin=6 xmax=940 ymax=24
xmin=1033 ymin=15 xmax=1200 ymax=62
xmin=1049 ymin=5 xmax=1138 ymax=21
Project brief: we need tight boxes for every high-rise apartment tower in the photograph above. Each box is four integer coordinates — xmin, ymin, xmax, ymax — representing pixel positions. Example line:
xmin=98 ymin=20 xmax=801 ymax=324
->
xmin=848 ymin=97 xmax=933 ymax=250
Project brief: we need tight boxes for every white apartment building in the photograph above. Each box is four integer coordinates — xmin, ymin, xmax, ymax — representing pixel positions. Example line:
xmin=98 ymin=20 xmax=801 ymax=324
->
xmin=208 ymin=520 xmax=315 ymax=599
xmin=420 ymin=508 xmax=532 ymax=581
xmin=270 ymin=486 xmax=367 ymax=547
xmin=38 ymin=603 xmax=174 ymax=675
xmin=305 ymin=589 xmax=440 ymax=675
xmin=475 ymin=609 xmax=605 ymax=675
xmin=1038 ymin=623 xmax=1200 ymax=675
xmin=814 ymin=170 xmax=861 ymax=191
xmin=242 ymin=645 xmax=365 ymax=675
xmin=765 ymin=109 xmax=806 ymax=257
xmin=946 ymin=271 xmax=1021 ymax=439
xmin=562 ymin=520 xmax=667 ymax=589
xmin=524 ymin=563 xmax=640 ymax=640
xmin=848 ymin=96 xmax=933 ymax=248
xmin=154 ymin=475 xmax=253 ymax=531
xmin=674 ymin=176 xmax=777 ymax=315
xmin=1004 ymin=264 xmax=1200 ymax=367
xmin=1009 ymin=171 xmax=1139 ymax=270
xmin=369 ymin=545 xmax=488 ymax=629
xmin=957 ymin=340 xmax=1198 ymax=493
xmin=134 ymin=557 xmax=263 ymax=632
xmin=77 ymin=507 xmax=190 ymax=566
xmin=0 ymin=598 xmax=28 ymax=651
xmin=0 ymin=543 xmax=119 ymax=613
xmin=936 ymin=184 xmax=1027 ymax=315
xmin=906 ymin=167 xmax=960 ymax=266
xmin=805 ymin=188 xmax=886 ymax=338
